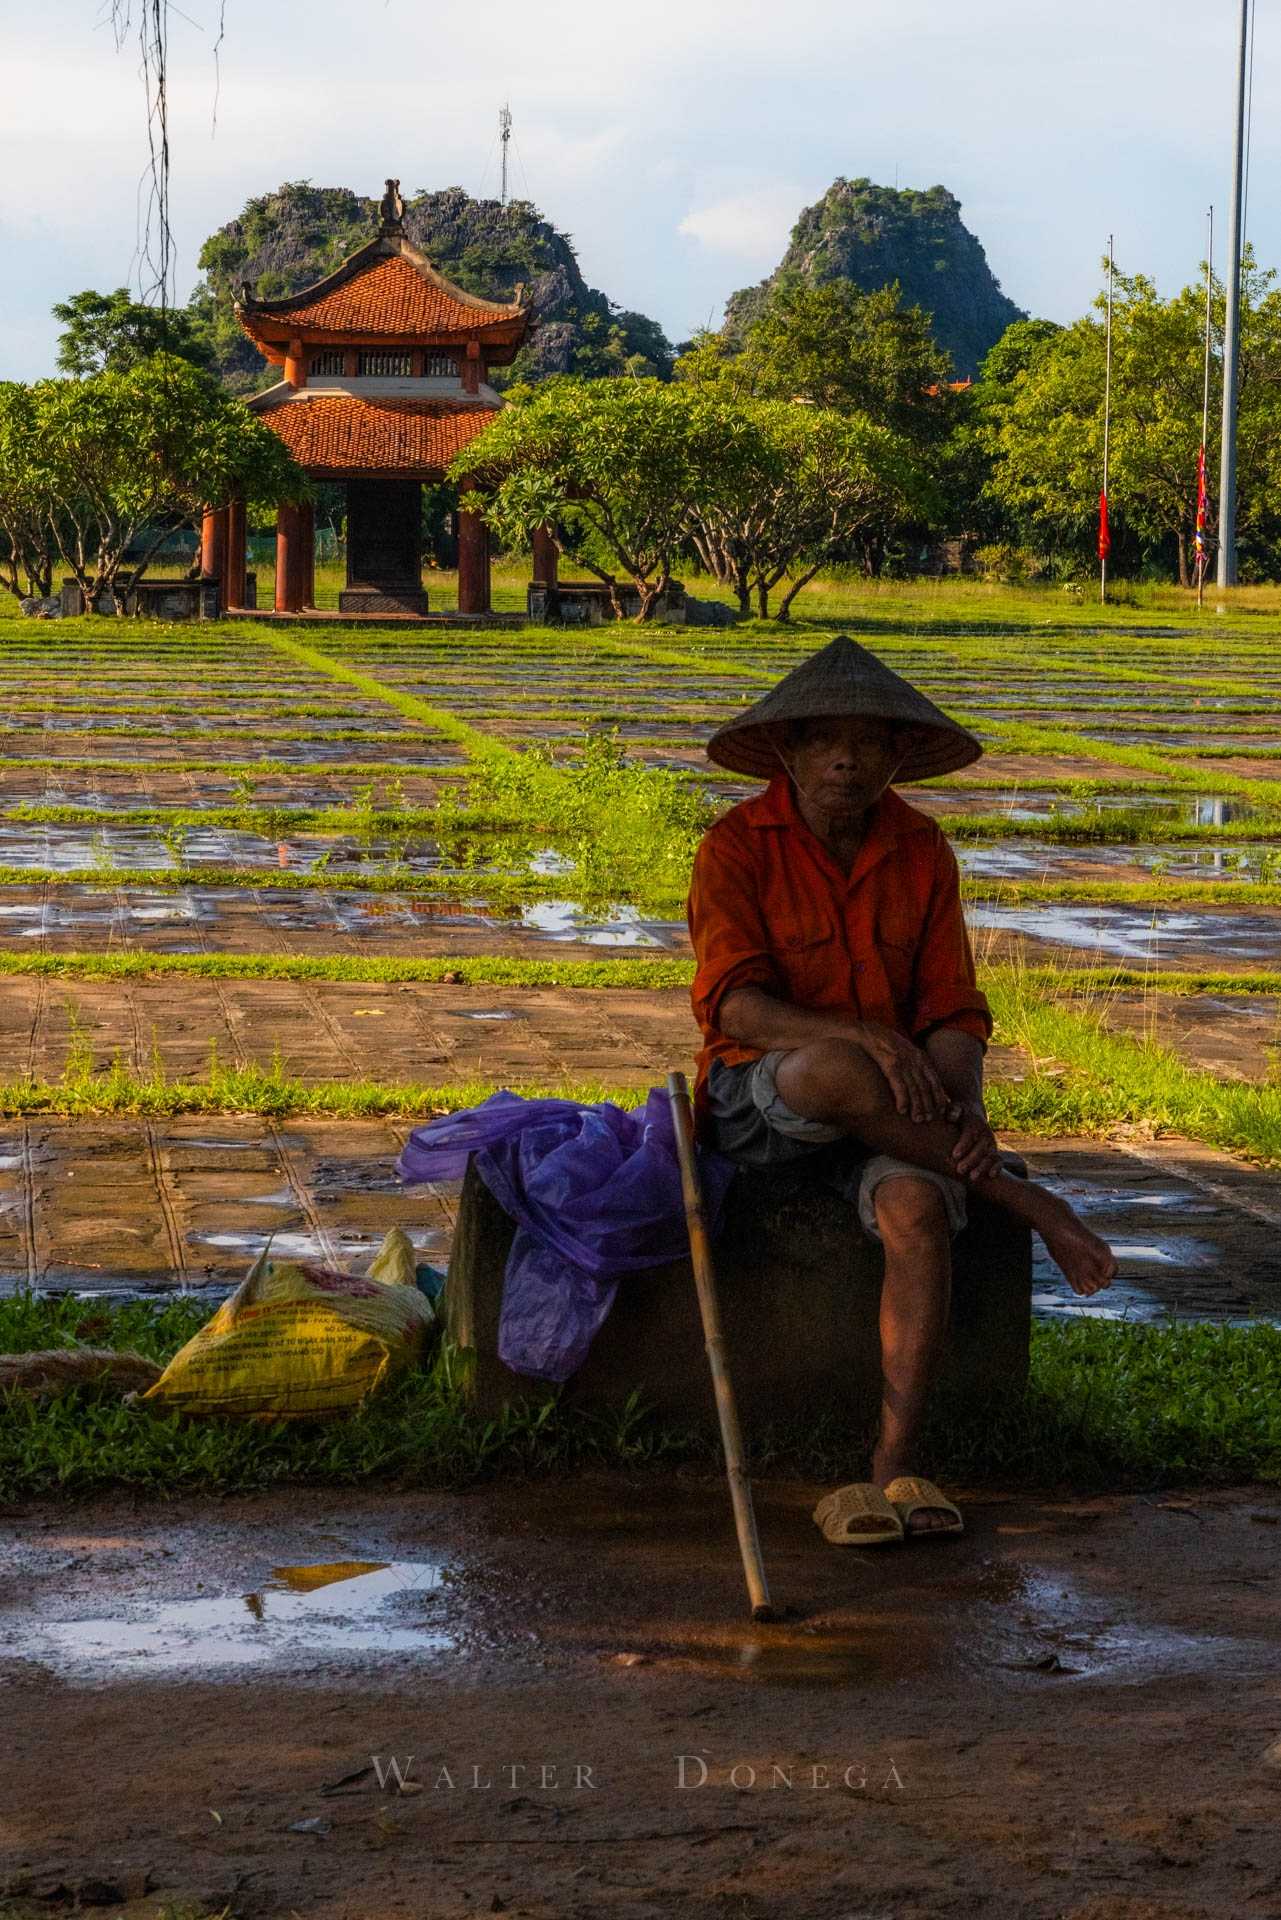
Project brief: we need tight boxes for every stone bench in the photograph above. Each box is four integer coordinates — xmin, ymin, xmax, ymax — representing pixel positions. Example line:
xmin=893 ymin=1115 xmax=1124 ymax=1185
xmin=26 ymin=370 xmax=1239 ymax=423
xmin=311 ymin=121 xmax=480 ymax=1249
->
xmin=443 ymin=1154 xmax=1033 ymax=1439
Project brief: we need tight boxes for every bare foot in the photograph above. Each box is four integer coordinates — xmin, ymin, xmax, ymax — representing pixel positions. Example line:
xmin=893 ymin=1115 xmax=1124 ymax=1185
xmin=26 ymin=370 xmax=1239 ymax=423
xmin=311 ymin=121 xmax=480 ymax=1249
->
xmin=871 ymin=1448 xmax=955 ymax=1533
xmin=1038 ymin=1202 xmax=1119 ymax=1297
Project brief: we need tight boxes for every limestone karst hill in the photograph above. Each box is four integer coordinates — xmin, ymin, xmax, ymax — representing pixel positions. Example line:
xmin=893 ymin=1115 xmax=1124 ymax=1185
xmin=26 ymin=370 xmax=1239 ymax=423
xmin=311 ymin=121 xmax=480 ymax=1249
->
xmin=191 ymin=180 xmax=672 ymax=392
xmin=725 ymin=178 xmax=1025 ymax=379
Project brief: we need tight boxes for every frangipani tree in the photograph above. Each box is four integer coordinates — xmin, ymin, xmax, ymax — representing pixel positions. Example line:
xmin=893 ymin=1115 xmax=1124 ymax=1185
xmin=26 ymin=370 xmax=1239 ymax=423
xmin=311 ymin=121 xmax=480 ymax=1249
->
xmin=452 ymin=377 xmax=761 ymax=621
xmin=0 ymin=383 xmax=58 ymax=599
xmin=23 ymin=355 xmax=303 ymax=611
xmin=688 ymin=400 xmax=931 ymax=618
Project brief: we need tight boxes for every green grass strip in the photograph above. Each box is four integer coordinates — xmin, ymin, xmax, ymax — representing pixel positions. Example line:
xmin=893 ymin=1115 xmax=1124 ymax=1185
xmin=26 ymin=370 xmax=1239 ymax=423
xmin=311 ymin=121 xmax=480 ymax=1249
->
xmin=0 ymin=1065 xmax=654 ymax=1118
xmin=0 ymin=950 xmax=1279 ymax=1003
xmin=0 ymin=949 xmax=696 ymax=988
xmin=944 ymin=811 xmax=1281 ymax=842
xmin=0 ymin=863 xmax=557 ymax=901
xmin=1 ymin=950 xmax=1281 ymax=1003
xmin=985 ymin=971 xmax=1281 ymax=1164
xmin=262 ymin=634 xmax=508 ymax=762
xmin=961 ymin=877 xmax=1281 ymax=908
xmin=6 ymin=802 xmax=524 ymax=835
xmin=3 ymin=1298 xmax=1278 ymax=1498
xmin=6 ymin=863 xmax=1280 ymax=912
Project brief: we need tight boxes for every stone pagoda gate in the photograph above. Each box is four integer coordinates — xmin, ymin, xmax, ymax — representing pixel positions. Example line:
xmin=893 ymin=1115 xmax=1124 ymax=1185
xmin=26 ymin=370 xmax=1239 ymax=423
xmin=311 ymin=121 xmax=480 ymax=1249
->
xmin=200 ymin=180 xmax=548 ymax=617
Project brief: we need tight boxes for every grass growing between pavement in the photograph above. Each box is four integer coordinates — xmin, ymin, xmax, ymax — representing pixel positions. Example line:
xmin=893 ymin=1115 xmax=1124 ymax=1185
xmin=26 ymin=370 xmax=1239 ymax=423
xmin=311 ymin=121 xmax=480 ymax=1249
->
xmin=3 ymin=950 xmax=1281 ymax=998
xmin=1 ymin=1292 xmax=1277 ymax=1498
xmin=6 ymin=962 xmax=1281 ymax=1169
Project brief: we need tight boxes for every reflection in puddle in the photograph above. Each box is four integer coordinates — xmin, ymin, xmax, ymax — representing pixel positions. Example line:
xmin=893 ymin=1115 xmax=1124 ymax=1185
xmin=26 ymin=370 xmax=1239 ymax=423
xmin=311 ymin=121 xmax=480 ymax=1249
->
xmin=967 ymin=903 xmax=1281 ymax=964
xmin=960 ymin=842 xmax=1270 ymax=882
xmin=28 ymin=1560 xmax=453 ymax=1676
xmin=521 ymin=900 xmax=684 ymax=949
xmin=189 ymin=1227 xmax=441 ymax=1259
xmin=655 ymin=1559 xmax=1259 ymax=1690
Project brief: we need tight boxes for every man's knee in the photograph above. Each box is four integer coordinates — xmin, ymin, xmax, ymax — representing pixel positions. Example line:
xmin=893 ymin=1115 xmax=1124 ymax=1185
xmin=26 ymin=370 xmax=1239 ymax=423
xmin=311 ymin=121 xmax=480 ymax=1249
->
xmin=874 ymin=1175 xmax=951 ymax=1248
xmin=775 ymin=1036 xmax=887 ymax=1119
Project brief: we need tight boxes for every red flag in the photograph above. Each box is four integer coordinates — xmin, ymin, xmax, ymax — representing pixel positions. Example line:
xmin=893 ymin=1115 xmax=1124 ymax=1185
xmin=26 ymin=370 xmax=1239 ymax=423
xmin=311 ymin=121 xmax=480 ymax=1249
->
xmin=1194 ymin=446 xmax=1208 ymax=564
xmin=1097 ymin=491 xmax=1111 ymax=561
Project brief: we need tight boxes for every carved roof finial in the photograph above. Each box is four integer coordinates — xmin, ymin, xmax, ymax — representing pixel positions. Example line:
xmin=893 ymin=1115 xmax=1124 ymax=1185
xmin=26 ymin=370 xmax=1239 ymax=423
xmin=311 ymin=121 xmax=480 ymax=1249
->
xmin=378 ymin=178 xmax=405 ymax=234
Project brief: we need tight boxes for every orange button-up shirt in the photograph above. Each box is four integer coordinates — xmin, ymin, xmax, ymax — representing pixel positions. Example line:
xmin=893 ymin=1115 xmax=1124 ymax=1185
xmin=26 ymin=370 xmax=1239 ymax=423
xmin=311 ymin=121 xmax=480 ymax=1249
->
xmin=687 ymin=774 xmax=992 ymax=1107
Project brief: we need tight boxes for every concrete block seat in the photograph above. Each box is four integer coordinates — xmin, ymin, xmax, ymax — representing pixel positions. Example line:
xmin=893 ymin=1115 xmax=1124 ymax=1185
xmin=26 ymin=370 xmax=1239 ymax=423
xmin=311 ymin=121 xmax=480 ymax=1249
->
xmin=443 ymin=1151 xmax=1033 ymax=1439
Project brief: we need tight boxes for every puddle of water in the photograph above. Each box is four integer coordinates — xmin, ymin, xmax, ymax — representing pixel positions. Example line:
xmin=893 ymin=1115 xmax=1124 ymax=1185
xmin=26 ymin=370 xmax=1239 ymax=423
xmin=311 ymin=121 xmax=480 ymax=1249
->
xmin=25 ymin=1559 xmax=453 ymax=1676
xmin=967 ymin=903 xmax=1281 ymax=964
xmin=189 ymin=1227 xmax=442 ymax=1259
xmin=450 ymin=1009 xmax=520 ymax=1022
xmin=928 ymin=792 xmax=1264 ymax=826
xmin=0 ymin=822 xmax=456 ymax=878
xmin=522 ymin=900 xmax=685 ymax=949
xmin=657 ymin=1560 xmax=1259 ymax=1689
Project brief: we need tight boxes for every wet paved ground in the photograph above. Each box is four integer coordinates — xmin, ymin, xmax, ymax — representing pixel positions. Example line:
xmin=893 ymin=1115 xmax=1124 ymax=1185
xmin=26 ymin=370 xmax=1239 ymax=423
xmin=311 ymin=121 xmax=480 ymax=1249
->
xmin=1 ymin=1113 xmax=1277 ymax=1325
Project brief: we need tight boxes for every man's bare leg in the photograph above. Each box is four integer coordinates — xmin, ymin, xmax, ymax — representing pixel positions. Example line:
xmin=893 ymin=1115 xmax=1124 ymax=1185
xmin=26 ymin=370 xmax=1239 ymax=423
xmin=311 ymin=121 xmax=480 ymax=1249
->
xmin=869 ymin=1178 xmax=956 ymax=1533
xmin=775 ymin=1038 xmax=1117 ymax=1295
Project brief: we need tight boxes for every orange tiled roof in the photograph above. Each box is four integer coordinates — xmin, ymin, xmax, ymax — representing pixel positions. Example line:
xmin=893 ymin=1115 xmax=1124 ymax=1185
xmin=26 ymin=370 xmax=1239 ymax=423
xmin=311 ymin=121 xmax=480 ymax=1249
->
xmin=257 ymin=394 xmax=499 ymax=476
xmin=245 ymin=256 xmax=512 ymax=340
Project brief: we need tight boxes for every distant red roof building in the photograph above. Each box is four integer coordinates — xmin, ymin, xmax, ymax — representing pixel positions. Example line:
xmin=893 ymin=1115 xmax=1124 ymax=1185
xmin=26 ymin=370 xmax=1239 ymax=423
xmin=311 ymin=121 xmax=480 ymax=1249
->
xmin=255 ymin=394 xmax=501 ymax=479
xmin=202 ymin=179 xmax=533 ymax=616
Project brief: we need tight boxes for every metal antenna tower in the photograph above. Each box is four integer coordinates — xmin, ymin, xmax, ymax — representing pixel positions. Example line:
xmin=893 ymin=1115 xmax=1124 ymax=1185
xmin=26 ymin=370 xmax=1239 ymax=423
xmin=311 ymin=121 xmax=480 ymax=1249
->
xmin=499 ymin=103 xmax=513 ymax=206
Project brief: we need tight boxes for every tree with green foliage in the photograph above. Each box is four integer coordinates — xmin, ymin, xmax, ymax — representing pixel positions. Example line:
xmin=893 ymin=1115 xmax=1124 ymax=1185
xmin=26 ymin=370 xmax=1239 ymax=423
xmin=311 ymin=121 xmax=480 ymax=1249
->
xmin=686 ymin=399 xmax=931 ymax=617
xmin=0 ymin=383 xmax=59 ymax=599
xmin=677 ymin=279 xmax=955 ymax=444
xmin=933 ymin=319 xmax=1064 ymax=550
xmin=52 ymin=288 xmax=215 ymax=379
xmin=984 ymin=255 xmax=1281 ymax=582
xmin=22 ymin=355 xmax=303 ymax=612
xmin=452 ymin=377 xmax=759 ymax=621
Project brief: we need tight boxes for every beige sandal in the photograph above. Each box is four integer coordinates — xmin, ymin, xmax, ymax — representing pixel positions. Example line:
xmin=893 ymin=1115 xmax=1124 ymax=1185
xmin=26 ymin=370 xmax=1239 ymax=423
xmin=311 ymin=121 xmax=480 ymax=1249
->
xmin=884 ymin=1475 xmax=964 ymax=1538
xmin=813 ymin=1482 xmax=905 ymax=1547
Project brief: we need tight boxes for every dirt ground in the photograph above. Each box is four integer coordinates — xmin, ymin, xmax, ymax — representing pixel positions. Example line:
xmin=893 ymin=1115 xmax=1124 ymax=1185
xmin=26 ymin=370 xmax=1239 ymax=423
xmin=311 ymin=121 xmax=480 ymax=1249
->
xmin=3 ymin=1476 xmax=1280 ymax=1920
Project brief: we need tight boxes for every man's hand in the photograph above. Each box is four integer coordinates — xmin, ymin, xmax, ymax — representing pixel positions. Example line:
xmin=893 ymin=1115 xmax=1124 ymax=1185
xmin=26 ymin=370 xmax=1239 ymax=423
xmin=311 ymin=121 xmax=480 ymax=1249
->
xmin=853 ymin=1021 xmax=951 ymax=1125
xmin=948 ymin=1100 xmax=1003 ymax=1183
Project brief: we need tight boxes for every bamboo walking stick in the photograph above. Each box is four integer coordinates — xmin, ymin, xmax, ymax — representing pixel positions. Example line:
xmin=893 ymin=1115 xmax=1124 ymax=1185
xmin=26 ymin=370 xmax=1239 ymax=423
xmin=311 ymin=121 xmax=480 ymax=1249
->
xmin=667 ymin=1071 xmax=777 ymax=1623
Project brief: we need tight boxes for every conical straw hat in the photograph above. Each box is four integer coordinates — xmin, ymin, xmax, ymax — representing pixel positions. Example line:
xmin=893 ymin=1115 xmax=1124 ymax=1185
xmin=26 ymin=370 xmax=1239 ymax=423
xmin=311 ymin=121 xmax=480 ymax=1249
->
xmin=705 ymin=635 xmax=983 ymax=781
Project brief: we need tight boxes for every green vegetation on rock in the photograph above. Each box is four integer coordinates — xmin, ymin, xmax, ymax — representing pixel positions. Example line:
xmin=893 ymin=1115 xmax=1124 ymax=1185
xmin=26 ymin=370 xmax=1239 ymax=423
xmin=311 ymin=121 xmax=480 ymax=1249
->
xmin=190 ymin=180 xmax=673 ymax=393
xmin=724 ymin=178 xmax=1025 ymax=379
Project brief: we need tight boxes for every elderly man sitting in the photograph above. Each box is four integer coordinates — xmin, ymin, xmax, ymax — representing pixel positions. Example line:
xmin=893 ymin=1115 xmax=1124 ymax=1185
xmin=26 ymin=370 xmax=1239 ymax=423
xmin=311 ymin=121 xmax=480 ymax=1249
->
xmin=687 ymin=636 xmax=1117 ymax=1547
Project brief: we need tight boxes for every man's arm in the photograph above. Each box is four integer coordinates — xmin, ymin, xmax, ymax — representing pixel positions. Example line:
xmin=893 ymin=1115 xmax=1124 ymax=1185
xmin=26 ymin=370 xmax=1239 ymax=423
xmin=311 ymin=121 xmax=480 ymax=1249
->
xmin=720 ymin=984 xmax=953 ymax=1125
xmin=922 ymin=1026 xmax=1002 ymax=1182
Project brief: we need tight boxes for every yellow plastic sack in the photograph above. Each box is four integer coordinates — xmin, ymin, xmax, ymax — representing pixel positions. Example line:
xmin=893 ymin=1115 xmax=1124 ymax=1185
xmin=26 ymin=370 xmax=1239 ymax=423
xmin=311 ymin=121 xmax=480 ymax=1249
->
xmin=140 ymin=1226 xmax=436 ymax=1421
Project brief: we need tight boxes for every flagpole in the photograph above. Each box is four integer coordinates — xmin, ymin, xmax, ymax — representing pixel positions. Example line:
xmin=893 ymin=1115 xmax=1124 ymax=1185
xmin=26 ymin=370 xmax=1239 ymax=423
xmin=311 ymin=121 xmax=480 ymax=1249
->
xmin=1198 ymin=206 xmax=1214 ymax=608
xmin=1217 ymin=0 xmax=1251 ymax=590
xmin=1101 ymin=236 xmax=1114 ymax=606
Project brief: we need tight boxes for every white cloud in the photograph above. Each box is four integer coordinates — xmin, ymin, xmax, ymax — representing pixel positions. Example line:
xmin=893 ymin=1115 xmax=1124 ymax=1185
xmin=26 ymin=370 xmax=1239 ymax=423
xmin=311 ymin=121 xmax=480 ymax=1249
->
xmin=678 ymin=188 xmax=801 ymax=264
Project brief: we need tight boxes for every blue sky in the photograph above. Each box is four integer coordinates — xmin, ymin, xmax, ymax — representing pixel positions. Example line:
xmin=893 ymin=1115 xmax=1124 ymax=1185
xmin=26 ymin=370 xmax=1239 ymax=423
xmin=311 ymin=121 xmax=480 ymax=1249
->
xmin=1 ymin=0 xmax=1273 ymax=378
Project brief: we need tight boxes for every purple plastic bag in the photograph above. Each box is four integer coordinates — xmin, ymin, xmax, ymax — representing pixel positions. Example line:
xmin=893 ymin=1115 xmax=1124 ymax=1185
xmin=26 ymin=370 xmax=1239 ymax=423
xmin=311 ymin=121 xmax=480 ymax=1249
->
xmin=396 ymin=1089 xmax=735 ymax=1383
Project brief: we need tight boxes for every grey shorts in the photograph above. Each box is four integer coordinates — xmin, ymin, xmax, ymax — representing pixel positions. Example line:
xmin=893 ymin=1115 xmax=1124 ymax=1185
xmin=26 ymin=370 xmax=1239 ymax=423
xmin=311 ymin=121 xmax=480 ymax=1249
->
xmin=705 ymin=1049 xmax=967 ymax=1242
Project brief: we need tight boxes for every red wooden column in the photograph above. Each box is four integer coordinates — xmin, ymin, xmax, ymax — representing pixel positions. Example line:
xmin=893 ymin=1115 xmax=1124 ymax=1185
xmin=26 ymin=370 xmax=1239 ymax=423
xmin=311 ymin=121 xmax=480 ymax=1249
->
xmin=456 ymin=480 xmax=490 ymax=614
xmin=298 ymin=499 xmax=316 ymax=610
xmin=200 ymin=506 xmax=227 ymax=587
xmin=224 ymin=498 xmax=247 ymax=611
xmin=531 ymin=523 xmax=559 ymax=587
xmin=275 ymin=502 xmax=305 ymax=613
